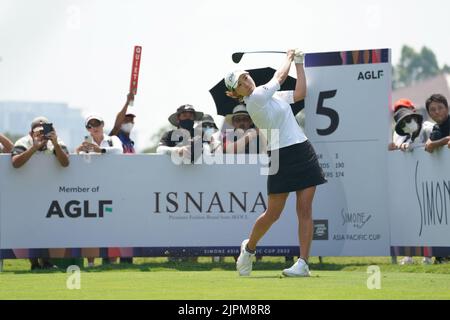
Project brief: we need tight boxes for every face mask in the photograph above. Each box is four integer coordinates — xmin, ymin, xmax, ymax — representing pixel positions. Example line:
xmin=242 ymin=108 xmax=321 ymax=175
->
xmin=121 ymin=123 xmax=134 ymax=133
xmin=203 ymin=127 xmax=217 ymax=141
xmin=402 ymin=118 xmax=418 ymax=134
xmin=179 ymin=119 xmax=194 ymax=131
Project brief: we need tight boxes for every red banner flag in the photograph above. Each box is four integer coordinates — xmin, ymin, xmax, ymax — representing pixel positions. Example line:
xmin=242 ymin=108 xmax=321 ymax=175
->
xmin=129 ymin=46 xmax=142 ymax=95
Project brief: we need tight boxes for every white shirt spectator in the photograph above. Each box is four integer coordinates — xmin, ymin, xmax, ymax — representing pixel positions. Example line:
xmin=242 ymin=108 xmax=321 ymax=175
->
xmin=393 ymin=120 xmax=434 ymax=150
xmin=80 ymin=135 xmax=123 ymax=154
xmin=244 ymin=78 xmax=307 ymax=151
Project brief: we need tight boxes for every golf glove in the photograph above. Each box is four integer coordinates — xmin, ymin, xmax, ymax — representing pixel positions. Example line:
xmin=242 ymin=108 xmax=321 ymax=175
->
xmin=294 ymin=49 xmax=304 ymax=64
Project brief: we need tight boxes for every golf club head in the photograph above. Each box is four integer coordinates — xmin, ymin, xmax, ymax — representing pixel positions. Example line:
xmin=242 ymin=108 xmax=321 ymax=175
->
xmin=232 ymin=52 xmax=244 ymax=64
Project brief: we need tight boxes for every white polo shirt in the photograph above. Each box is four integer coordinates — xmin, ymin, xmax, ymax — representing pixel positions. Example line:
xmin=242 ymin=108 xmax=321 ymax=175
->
xmin=244 ymin=78 xmax=307 ymax=151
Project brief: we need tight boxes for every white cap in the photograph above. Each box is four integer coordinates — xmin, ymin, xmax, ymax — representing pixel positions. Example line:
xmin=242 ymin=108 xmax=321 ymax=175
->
xmin=224 ymin=70 xmax=249 ymax=91
xmin=85 ymin=115 xmax=104 ymax=127
xmin=225 ymin=104 xmax=250 ymax=126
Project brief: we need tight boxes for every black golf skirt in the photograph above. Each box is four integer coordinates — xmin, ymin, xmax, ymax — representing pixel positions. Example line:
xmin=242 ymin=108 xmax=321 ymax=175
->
xmin=267 ymin=140 xmax=327 ymax=194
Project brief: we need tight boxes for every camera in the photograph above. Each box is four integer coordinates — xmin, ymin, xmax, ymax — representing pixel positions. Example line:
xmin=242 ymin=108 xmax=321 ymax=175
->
xmin=42 ymin=123 xmax=54 ymax=137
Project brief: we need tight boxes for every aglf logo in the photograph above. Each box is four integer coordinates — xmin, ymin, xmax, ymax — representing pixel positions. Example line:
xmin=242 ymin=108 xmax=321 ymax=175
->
xmin=46 ymin=200 xmax=113 ymax=218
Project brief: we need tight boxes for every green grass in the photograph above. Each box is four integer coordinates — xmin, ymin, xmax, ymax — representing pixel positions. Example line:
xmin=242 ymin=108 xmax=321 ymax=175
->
xmin=1 ymin=257 xmax=450 ymax=299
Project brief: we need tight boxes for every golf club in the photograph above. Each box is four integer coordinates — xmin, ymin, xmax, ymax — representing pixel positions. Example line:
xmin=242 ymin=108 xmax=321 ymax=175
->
xmin=232 ymin=51 xmax=286 ymax=63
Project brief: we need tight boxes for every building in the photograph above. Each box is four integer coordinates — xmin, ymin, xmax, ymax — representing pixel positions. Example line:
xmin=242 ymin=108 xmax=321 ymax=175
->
xmin=0 ymin=101 xmax=85 ymax=151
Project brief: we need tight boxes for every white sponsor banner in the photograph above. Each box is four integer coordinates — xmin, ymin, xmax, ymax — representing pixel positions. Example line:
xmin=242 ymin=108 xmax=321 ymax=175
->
xmin=0 ymin=150 xmax=389 ymax=256
xmin=1 ymin=155 xmax=318 ymax=253
xmin=0 ymin=155 xmax=271 ymax=248
xmin=388 ymin=149 xmax=450 ymax=247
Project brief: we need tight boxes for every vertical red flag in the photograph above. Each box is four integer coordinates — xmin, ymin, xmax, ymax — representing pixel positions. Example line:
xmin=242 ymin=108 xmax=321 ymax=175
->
xmin=129 ymin=46 xmax=142 ymax=99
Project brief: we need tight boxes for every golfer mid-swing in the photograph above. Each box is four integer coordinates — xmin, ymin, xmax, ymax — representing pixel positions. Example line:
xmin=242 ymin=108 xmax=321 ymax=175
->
xmin=225 ymin=49 xmax=327 ymax=277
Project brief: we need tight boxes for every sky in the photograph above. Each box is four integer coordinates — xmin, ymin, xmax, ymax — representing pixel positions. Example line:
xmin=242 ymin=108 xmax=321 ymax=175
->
xmin=1 ymin=0 xmax=450 ymax=150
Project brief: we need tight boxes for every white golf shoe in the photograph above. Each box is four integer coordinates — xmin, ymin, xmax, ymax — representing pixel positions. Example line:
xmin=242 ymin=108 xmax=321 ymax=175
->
xmin=236 ymin=239 xmax=254 ymax=276
xmin=282 ymin=258 xmax=311 ymax=277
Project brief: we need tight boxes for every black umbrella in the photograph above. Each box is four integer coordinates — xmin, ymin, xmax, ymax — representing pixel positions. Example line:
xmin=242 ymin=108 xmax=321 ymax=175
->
xmin=209 ymin=67 xmax=304 ymax=116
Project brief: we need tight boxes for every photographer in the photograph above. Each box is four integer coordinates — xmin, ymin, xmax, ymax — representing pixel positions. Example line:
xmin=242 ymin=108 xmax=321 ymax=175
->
xmin=11 ymin=116 xmax=69 ymax=169
xmin=11 ymin=116 xmax=69 ymax=270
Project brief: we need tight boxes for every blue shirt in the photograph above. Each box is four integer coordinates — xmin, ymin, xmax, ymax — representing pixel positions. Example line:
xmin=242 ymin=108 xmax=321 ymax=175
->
xmin=117 ymin=130 xmax=135 ymax=154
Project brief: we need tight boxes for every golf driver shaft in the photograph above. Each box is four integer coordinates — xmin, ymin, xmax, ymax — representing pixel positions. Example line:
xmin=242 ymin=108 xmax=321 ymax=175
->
xmin=232 ymin=51 xmax=286 ymax=63
xmin=242 ymin=51 xmax=286 ymax=54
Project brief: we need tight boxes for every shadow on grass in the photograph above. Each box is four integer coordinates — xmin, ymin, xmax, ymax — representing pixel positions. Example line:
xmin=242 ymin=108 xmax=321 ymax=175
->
xmin=10 ymin=257 xmax=442 ymax=274
xmin=243 ymin=275 xmax=285 ymax=279
xmin=8 ymin=260 xmax=375 ymax=274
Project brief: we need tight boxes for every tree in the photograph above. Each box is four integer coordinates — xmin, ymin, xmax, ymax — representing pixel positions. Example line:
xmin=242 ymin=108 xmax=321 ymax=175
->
xmin=419 ymin=46 xmax=440 ymax=78
xmin=394 ymin=45 xmax=447 ymax=89
xmin=442 ymin=64 xmax=450 ymax=74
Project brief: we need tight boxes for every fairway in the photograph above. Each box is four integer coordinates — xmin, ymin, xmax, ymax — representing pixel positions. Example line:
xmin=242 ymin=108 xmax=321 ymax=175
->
xmin=1 ymin=257 xmax=450 ymax=300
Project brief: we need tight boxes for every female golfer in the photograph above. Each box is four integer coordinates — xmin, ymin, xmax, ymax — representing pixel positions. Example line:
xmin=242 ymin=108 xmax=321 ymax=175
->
xmin=225 ymin=49 xmax=326 ymax=277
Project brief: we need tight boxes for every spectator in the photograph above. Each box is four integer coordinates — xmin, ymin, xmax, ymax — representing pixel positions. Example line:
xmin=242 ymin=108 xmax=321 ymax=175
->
xmin=425 ymin=94 xmax=450 ymax=154
xmin=223 ymin=105 xmax=270 ymax=262
xmin=75 ymin=115 xmax=123 ymax=155
xmin=11 ymin=116 xmax=69 ymax=270
xmin=12 ymin=117 xmax=69 ymax=169
xmin=196 ymin=114 xmax=222 ymax=155
xmin=156 ymin=104 xmax=204 ymax=164
xmin=424 ymin=94 xmax=450 ymax=264
xmin=389 ymin=99 xmax=434 ymax=152
xmin=109 ymin=93 xmax=136 ymax=154
xmin=75 ymin=115 xmax=123 ymax=267
xmin=157 ymin=105 xmax=204 ymax=262
xmin=0 ymin=133 xmax=13 ymax=153
xmin=194 ymin=114 xmax=223 ymax=262
xmin=223 ymin=104 xmax=266 ymax=154
xmin=389 ymin=99 xmax=434 ymax=265
xmin=108 ymin=93 xmax=136 ymax=265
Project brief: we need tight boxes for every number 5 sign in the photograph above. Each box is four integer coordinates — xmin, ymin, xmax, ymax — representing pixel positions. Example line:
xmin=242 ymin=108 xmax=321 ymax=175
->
xmin=304 ymin=49 xmax=391 ymax=141
xmin=301 ymin=49 xmax=392 ymax=256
